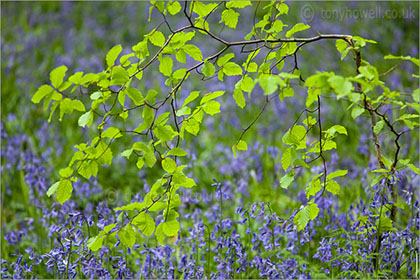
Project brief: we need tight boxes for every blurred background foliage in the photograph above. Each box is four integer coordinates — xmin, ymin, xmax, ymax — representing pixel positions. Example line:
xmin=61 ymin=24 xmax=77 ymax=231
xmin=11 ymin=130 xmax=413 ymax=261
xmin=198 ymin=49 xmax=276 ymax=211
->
xmin=2 ymin=0 xmax=419 ymax=221
xmin=1 ymin=2 xmax=419 ymax=275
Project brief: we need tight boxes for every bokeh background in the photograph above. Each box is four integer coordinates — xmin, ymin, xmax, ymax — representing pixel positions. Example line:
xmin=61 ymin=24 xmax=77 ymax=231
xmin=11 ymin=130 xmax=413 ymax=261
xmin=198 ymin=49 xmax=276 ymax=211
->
xmin=1 ymin=1 xmax=419 ymax=279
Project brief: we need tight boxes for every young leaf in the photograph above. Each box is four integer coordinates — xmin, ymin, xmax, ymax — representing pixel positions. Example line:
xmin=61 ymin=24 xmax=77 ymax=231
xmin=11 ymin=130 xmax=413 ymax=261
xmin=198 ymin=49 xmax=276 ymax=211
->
xmin=87 ymin=236 xmax=104 ymax=252
xmin=202 ymin=62 xmax=216 ymax=77
xmin=167 ymin=147 xmax=188 ymax=157
xmin=167 ymin=1 xmax=182 ymax=15
xmin=203 ymin=100 xmax=221 ymax=115
xmin=281 ymin=147 xmax=292 ymax=171
xmin=162 ymin=219 xmax=180 ymax=237
xmin=149 ymin=30 xmax=165 ymax=47
xmin=162 ymin=157 xmax=177 ymax=174
xmin=217 ymin=53 xmax=235 ymax=67
xmin=56 ymin=179 xmax=73 ymax=205
xmin=183 ymin=91 xmax=200 ymax=107
xmin=226 ymin=1 xmax=251 ymax=8
xmin=326 ymin=180 xmax=340 ymax=195
xmin=106 ymin=44 xmax=123 ymax=68
xmin=294 ymin=203 xmax=319 ymax=231
xmin=32 ymin=85 xmax=54 ymax=104
xmin=102 ymin=127 xmax=122 ymax=139
xmin=159 ymin=55 xmax=173 ymax=77
xmin=280 ymin=172 xmax=294 ymax=189
xmin=285 ymin=23 xmax=310 ymax=38
xmin=374 ymin=120 xmax=385 ymax=135
xmin=47 ymin=181 xmax=60 ymax=197
xmin=237 ymin=140 xmax=248 ymax=151
xmin=351 ymin=107 xmax=364 ymax=119
xmin=78 ymin=111 xmax=94 ymax=128
xmin=326 ymin=169 xmax=348 ymax=180
xmin=305 ymin=179 xmax=321 ymax=199
xmin=50 ymin=66 xmax=68 ymax=88
xmin=233 ymin=88 xmax=246 ymax=108
xmin=133 ymin=212 xmax=156 ymax=236
xmin=119 ymin=225 xmax=136 ymax=248
xmin=223 ymin=62 xmax=243 ymax=76
xmin=182 ymin=44 xmax=203 ymax=61
xmin=126 ymin=87 xmax=144 ymax=105
xmin=220 ymin=9 xmax=240 ymax=29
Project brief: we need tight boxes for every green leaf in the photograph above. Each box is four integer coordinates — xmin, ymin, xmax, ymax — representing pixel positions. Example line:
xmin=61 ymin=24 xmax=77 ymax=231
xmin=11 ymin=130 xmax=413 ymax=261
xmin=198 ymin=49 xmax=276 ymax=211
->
xmin=78 ymin=160 xmax=98 ymax=179
xmin=155 ymin=223 xmax=165 ymax=244
xmin=326 ymin=180 xmax=340 ymax=195
xmin=281 ymin=147 xmax=292 ymax=171
xmin=102 ymin=127 xmax=122 ymax=139
xmin=133 ymin=142 xmax=156 ymax=167
xmin=56 ymin=179 xmax=73 ymax=205
xmin=259 ymin=75 xmax=284 ymax=95
xmin=285 ymin=23 xmax=310 ymax=38
xmin=200 ymin=91 xmax=225 ymax=104
xmin=223 ymin=62 xmax=243 ymax=76
xmin=202 ymin=62 xmax=216 ymax=77
xmin=119 ymin=225 xmax=136 ymax=248
xmin=327 ymin=169 xmax=348 ymax=180
xmin=176 ymin=49 xmax=186 ymax=63
xmin=133 ymin=212 xmax=156 ymax=236
xmin=149 ymin=30 xmax=165 ymax=47
xmin=280 ymin=172 xmax=294 ymax=189
xmin=182 ymin=44 xmax=203 ymax=61
xmin=226 ymin=1 xmax=251 ymax=8
xmin=233 ymin=88 xmax=246 ymax=108
xmin=111 ymin=66 xmax=129 ymax=85
xmin=285 ymin=125 xmax=307 ymax=148
xmin=217 ymin=53 xmax=235 ymax=67
xmin=87 ymin=236 xmax=104 ymax=251
xmin=167 ymin=1 xmax=182 ymax=15
xmin=159 ymin=55 xmax=173 ymax=77
xmin=162 ymin=219 xmax=180 ymax=237
xmin=203 ymin=100 xmax=221 ymax=115
xmin=220 ymin=8 xmax=239 ymax=29
xmin=305 ymin=179 xmax=321 ymax=199
xmin=184 ymin=118 xmax=200 ymax=135
xmin=192 ymin=1 xmax=218 ymax=17
xmin=155 ymin=124 xmax=177 ymax=142
xmin=237 ymin=140 xmax=248 ymax=151
xmin=126 ymin=87 xmax=144 ymax=105
xmin=47 ymin=181 xmax=60 ymax=197
xmin=335 ymin=39 xmax=348 ymax=53
xmin=279 ymin=87 xmax=294 ymax=101
xmin=106 ymin=44 xmax=123 ymax=68
xmin=240 ymin=76 xmax=254 ymax=93
xmin=359 ymin=65 xmax=376 ymax=80
xmin=167 ymin=147 xmax=188 ymax=157
xmin=162 ymin=157 xmax=177 ymax=173
xmin=277 ymin=2 xmax=289 ymax=14
xmin=50 ymin=66 xmax=68 ymax=88
xmin=59 ymin=167 xmax=73 ymax=177
xmin=384 ymin=54 xmax=419 ymax=66
xmin=351 ymin=107 xmax=365 ymax=119
xmin=328 ymin=75 xmax=352 ymax=98
xmin=407 ymin=163 xmax=420 ymax=175
xmin=294 ymin=203 xmax=319 ymax=231
xmin=173 ymin=68 xmax=187 ymax=79
xmin=32 ymin=85 xmax=54 ymax=104
xmin=374 ymin=120 xmax=385 ymax=135
xmin=78 ymin=111 xmax=94 ymax=128
xmin=143 ymin=106 xmax=154 ymax=127
xmin=183 ymin=91 xmax=200 ymax=106
xmin=136 ymin=158 xmax=145 ymax=170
